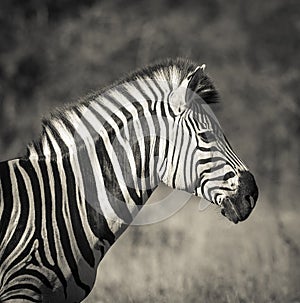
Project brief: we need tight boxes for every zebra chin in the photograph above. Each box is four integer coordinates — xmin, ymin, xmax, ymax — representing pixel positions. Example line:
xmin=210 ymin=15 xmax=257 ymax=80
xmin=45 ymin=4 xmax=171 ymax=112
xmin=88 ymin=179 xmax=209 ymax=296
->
xmin=221 ymin=198 xmax=245 ymax=224
xmin=220 ymin=171 xmax=259 ymax=224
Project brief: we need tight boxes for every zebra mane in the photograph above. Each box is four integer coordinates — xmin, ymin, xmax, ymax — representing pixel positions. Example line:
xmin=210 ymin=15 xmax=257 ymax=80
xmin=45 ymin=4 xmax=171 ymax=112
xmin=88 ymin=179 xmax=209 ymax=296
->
xmin=25 ymin=58 xmax=220 ymax=158
xmin=115 ymin=58 xmax=219 ymax=105
xmin=45 ymin=58 xmax=218 ymax=121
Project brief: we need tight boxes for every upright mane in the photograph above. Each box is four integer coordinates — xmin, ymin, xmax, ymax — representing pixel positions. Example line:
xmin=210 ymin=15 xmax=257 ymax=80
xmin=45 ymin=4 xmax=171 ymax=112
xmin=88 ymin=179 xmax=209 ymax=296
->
xmin=116 ymin=58 xmax=219 ymax=105
xmin=43 ymin=58 xmax=218 ymax=127
xmin=27 ymin=58 xmax=219 ymax=158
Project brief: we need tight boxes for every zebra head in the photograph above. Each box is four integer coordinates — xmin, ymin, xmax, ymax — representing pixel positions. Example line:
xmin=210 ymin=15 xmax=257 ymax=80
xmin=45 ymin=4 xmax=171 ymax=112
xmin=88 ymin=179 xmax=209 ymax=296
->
xmin=164 ymin=63 xmax=258 ymax=224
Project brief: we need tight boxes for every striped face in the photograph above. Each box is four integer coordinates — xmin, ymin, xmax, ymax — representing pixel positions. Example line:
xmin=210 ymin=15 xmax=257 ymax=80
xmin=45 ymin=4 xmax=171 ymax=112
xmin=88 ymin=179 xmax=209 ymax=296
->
xmin=192 ymin=119 xmax=258 ymax=224
xmin=167 ymin=66 xmax=258 ymax=223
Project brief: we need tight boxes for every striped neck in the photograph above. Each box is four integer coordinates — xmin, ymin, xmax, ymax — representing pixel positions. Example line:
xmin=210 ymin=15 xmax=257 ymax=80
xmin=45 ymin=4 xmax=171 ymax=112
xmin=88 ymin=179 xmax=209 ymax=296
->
xmin=23 ymin=73 xmax=184 ymax=236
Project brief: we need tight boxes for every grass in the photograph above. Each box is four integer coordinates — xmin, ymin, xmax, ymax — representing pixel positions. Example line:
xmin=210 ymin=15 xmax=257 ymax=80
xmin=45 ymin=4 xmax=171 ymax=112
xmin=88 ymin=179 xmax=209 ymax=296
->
xmin=83 ymin=192 xmax=296 ymax=303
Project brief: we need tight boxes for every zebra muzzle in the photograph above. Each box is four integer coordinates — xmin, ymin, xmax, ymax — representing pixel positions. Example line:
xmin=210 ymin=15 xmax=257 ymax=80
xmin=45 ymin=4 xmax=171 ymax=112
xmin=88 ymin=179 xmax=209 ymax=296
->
xmin=221 ymin=170 xmax=258 ymax=223
xmin=221 ymin=198 xmax=241 ymax=224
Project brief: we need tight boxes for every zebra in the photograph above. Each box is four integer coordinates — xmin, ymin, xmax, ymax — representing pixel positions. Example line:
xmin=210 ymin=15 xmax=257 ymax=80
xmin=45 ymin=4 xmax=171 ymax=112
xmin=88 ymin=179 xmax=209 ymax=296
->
xmin=0 ymin=58 xmax=258 ymax=302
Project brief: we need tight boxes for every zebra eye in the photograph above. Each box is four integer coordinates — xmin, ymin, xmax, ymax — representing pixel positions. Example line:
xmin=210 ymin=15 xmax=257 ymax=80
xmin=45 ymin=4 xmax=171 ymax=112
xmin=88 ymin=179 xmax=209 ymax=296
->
xmin=223 ymin=171 xmax=235 ymax=181
xmin=198 ymin=131 xmax=216 ymax=143
xmin=187 ymin=74 xmax=193 ymax=80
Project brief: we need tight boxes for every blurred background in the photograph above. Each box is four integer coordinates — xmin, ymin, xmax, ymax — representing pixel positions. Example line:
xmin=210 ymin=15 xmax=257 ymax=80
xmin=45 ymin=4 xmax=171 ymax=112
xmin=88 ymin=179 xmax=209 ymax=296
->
xmin=0 ymin=0 xmax=299 ymax=302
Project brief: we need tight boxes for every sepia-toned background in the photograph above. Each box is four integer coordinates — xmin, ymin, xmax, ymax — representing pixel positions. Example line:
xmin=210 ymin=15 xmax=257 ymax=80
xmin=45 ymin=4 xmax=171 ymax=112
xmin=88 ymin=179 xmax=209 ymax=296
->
xmin=0 ymin=1 xmax=299 ymax=302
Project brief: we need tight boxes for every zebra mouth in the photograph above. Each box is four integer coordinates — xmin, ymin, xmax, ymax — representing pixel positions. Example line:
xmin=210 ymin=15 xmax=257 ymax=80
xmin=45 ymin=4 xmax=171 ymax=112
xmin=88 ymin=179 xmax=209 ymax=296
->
xmin=220 ymin=198 xmax=242 ymax=224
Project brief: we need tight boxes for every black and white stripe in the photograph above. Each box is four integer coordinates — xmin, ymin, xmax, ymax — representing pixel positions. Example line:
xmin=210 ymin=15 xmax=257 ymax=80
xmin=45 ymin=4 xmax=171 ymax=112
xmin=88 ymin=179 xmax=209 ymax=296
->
xmin=0 ymin=58 xmax=254 ymax=302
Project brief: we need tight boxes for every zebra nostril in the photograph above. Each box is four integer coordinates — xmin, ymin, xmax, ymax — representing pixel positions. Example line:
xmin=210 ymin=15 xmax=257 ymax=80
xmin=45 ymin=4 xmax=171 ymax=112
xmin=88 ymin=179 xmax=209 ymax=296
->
xmin=245 ymin=195 xmax=255 ymax=208
xmin=238 ymin=170 xmax=259 ymax=209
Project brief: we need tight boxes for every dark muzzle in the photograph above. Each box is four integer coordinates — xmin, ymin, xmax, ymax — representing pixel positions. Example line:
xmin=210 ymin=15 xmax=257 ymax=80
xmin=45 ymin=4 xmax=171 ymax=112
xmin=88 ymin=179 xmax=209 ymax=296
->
xmin=221 ymin=171 xmax=258 ymax=223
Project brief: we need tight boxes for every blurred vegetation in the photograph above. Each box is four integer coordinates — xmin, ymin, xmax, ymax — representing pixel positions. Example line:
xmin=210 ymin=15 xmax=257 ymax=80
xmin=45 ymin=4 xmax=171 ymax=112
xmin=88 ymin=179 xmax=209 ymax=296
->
xmin=0 ymin=0 xmax=299 ymax=302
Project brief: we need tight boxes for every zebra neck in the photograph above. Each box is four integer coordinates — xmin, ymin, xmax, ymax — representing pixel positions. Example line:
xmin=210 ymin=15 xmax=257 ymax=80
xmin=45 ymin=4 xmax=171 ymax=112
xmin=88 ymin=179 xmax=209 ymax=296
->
xmin=23 ymin=75 xmax=177 ymax=237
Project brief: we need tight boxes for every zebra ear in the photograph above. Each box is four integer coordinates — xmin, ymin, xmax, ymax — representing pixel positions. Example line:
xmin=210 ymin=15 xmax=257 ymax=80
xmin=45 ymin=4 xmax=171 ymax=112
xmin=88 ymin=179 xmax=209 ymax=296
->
xmin=169 ymin=65 xmax=207 ymax=115
xmin=185 ymin=64 xmax=219 ymax=106
xmin=185 ymin=66 xmax=205 ymax=106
